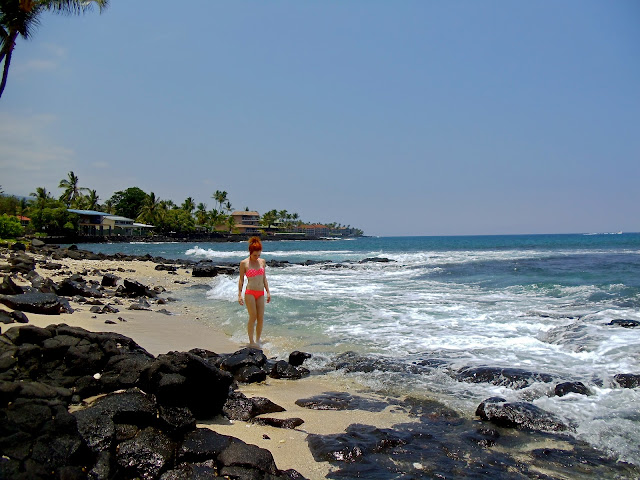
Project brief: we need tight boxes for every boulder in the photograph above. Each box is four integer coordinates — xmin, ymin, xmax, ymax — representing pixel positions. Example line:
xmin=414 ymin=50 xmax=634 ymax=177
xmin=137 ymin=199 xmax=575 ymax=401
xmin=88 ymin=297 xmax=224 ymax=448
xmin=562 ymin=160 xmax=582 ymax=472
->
xmin=2 ymin=397 xmax=90 ymax=478
xmin=614 ymin=374 xmax=640 ymax=388
xmin=220 ymin=348 xmax=268 ymax=381
xmin=0 ymin=275 xmax=23 ymax=295
xmin=554 ymin=381 xmax=590 ymax=397
xmin=217 ymin=440 xmax=278 ymax=476
xmin=607 ymin=319 xmax=640 ymax=328
xmin=296 ymin=392 xmax=388 ymax=415
xmin=8 ymin=252 xmax=35 ymax=274
xmin=223 ymin=391 xmax=285 ymax=421
xmin=116 ymin=427 xmax=176 ymax=479
xmin=155 ymin=264 xmax=177 ymax=272
xmin=252 ymin=417 xmax=304 ymax=429
xmin=235 ymin=365 xmax=267 ymax=383
xmin=0 ymin=310 xmax=28 ymax=325
xmin=270 ymin=360 xmax=308 ymax=380
xmin=456 ymin=366 xmax=554 ymax=389
xmin=191 ymin=264 xmax=236 ymax=277
xmin=140 ymin=351 xmax=233 ymax=418
xmin=56 ymin=278 xmax=103 ymax=298
xmin=178 ymin=428 xmax=233 ymax=463
xmin=101 ymin=273 xmax=119 ymax=287
xmin=288 ymin=351 xmax=312 ymax=367
xmin=0 ymin=292 xmax=65 ymax=315
xmin=123 ymin=279 xmax=157 ymax=297
xmin=475 ymin=397 xmax=569 ymax=432
xmin=9 ymin=242 xmax=26 ymax=251
xmin=39 ymin=262 xmax=63 ymax=271
xmin=359 ymin=257 xmax=393 ymax=263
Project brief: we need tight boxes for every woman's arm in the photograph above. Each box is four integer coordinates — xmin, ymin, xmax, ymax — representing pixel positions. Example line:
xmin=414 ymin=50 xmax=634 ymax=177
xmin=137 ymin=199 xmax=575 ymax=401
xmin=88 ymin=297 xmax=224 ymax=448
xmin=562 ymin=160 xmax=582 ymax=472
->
xmin=238 ymin=261 xmax=246 ymax=305
xmin=262 ymin=259 xmax=271 ymax=303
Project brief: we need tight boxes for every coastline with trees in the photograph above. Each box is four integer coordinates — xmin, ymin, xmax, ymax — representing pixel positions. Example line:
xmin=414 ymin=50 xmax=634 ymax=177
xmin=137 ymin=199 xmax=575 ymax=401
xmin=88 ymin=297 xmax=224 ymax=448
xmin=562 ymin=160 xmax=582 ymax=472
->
xmin=0 ymin=172 xmax=364 ymax=242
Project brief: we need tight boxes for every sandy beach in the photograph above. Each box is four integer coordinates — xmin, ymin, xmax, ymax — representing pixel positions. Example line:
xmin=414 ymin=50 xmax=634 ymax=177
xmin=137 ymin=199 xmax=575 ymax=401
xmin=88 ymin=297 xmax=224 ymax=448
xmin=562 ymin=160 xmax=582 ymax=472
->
xmin=1 ymin=250 xmax=417 ymax=480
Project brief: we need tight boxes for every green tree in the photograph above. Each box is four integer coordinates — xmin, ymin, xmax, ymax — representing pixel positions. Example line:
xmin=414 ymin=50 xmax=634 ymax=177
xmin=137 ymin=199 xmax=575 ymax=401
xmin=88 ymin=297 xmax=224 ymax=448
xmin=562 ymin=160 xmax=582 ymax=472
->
xmin=0 ymin=0 xmax=109 ymax=99
xmin=0 ymin=192 xmax=20 ymax=216
xmin=84 ymin=189 xmax=99 ymax=210
xmin=102 ymin=197 xmax=114 ymax=214
xmin=226 ymin=214 xmax=235 ymax=233
xmin=212 ymin=190 xmax=228 ymax=211
xmin=260 ymin=209 xmax=278 ymax=228
xmin=137 ymin=192 xmax=161 ymax=225
xmin=58 ymin=171 xmax=87 ymax=207
xmin=160 ymin=199 xmax=176 ymax=210
xmin=0 ymin=213 xmax=23 ymax=238
xmin=155 ymin=209 xmax=194 ymax=234
xmin=109 ymin=187 xmax=147 ymax=219
xmin=195 ymin=202 xmax=208 ymax=226
xmin=30 ymin=187 xmax=53 ymax=210
xmin=181 ymin=197 xmax=195 ymax=215
xmin=208 ymin=208 xmax=226 ymax=231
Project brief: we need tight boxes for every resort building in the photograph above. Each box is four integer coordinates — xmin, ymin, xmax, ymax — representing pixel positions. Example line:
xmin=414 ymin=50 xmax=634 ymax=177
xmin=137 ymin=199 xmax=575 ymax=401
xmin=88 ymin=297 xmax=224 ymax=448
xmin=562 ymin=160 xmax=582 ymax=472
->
xmin=293 ymin=224 xmax=330 ymax=237
xmin=67 ymin=209 xmax=154 ymax=236
xmin=231 ymin=211 xmax=261 ymax=234
xmin=16 ymin=215 xmax=30 ymax=227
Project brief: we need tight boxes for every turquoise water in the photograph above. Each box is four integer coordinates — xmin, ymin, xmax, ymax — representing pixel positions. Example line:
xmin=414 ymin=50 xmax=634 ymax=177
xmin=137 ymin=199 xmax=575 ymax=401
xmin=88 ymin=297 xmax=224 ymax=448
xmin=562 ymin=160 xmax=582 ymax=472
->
xmin=79 ymin=233 xmax=640 ymax=464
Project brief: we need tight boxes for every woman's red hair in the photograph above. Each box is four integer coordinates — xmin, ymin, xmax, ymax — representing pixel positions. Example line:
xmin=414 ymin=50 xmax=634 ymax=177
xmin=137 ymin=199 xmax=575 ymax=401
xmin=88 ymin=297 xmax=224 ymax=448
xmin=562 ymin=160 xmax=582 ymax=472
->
xmin=248 ymin=236 xmax=262 ymax=254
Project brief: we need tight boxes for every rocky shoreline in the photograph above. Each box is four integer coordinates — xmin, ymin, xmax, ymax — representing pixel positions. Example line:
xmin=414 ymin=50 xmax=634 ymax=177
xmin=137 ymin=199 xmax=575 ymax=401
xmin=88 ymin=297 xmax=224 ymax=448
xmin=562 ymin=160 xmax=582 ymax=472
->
xmin=1 ymin=242 xmax=640 ymax=479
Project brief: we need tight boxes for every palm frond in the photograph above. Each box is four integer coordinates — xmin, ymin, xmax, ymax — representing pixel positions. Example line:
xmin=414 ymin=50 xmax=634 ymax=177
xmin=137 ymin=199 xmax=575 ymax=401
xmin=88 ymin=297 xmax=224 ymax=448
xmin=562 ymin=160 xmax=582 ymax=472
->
xmin=41 ymin=0 xmax=109 ymax=15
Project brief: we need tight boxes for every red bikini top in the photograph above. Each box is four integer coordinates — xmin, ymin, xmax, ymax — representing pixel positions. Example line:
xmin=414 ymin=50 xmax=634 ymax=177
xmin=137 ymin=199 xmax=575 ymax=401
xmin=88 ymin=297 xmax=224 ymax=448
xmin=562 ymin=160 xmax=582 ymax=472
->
xmin=245 ymin=267 xmax=264 ymax=278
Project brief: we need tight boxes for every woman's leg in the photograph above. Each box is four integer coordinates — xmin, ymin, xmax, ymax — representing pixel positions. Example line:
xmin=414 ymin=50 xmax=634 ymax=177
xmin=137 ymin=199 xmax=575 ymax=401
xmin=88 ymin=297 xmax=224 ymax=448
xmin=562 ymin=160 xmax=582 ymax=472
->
xmin=245 ymin=294 xmax=258 ymax=345
xmin=255 ymin=295 xmax=265 ymax=344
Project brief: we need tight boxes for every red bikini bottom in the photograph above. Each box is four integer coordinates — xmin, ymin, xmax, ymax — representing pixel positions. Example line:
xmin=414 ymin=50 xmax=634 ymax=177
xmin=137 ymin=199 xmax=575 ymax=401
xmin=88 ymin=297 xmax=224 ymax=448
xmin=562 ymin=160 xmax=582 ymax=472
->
xmin=245 ymin=289 xmax=264 ymax=299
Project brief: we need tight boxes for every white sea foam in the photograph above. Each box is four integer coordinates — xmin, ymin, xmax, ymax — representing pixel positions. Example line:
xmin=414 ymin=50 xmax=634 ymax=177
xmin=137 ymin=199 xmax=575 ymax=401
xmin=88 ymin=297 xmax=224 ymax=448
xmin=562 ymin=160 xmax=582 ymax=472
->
xmin=186 ymin=246 xmax=246 ymax=259
xmin=205 ymin=276 xmax=238 ymax=301
xmin=174 ymin=236 xmax=640 ymax=465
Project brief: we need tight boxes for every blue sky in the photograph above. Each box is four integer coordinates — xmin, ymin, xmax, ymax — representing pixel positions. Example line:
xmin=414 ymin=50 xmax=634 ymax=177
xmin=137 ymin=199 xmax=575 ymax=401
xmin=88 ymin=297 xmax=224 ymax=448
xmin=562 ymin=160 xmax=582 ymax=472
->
xmin=1 ymin=1 xmax=638 ymax=236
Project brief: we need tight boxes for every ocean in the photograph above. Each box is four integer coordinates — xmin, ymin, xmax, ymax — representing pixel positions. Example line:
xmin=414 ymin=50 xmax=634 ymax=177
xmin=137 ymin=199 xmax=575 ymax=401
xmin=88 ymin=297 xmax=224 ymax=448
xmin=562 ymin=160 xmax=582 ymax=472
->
xmin=78 ymin=233 xmax=640 ymax=468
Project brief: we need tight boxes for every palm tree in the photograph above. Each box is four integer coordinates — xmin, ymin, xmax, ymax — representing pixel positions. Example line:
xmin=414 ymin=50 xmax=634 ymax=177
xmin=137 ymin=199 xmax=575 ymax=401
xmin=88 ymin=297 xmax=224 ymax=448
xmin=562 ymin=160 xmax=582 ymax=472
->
xmin=30 ymin=186 xmax=51 ymax=209
xmin=208 ymin=208 xmax=225 ymax=231
xmin=212 ymin=190 xmax=228 ymax=211
xmin=0 ymin=0 xmax=109 ymax=99
xmin=261 ymin=209 xmax=278 ymax=228
xmin=84 ymin=189 xmax=99 ymax=210
xmin=137 ymin=192 xmax=160 ymax=225
xmin=224 ymin=200 xmax=232 ymax=214
xmin=181 ymin=197 xmax=195 ymax=215
xmin=195 ymin=202 xmax=208 ymax=226
xmin=58 ymin=171 xmax=86 ymax=207
xmin=102 ymin=198 xmax=114 ymax=214
xmin=160 ymin=199 xmax=176 ymax=210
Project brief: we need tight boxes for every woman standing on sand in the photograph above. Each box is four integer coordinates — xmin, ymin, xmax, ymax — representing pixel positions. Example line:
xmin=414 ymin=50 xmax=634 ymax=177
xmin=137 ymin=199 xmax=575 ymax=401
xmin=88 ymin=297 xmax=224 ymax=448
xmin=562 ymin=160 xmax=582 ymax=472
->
xmin=238 ymin=237 xmax=271 ymax=346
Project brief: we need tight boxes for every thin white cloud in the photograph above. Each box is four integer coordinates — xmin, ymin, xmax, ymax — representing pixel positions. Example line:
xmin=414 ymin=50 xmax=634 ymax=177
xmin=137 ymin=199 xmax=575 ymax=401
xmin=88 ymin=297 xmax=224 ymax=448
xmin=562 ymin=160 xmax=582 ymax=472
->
xmin=13 ymin=43 xmax=68 ymax=74
xmin=0 ymin=112 xmax=75 ymax=194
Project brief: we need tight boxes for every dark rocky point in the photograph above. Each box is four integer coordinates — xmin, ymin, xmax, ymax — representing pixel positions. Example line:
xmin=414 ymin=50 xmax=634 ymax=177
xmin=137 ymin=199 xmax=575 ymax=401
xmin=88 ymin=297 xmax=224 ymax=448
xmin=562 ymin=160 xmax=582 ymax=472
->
xmin=555 ymin=381 xmax=591 ymax=397
xmin=475 ymin=397 xmax=569 ymax=432
xmin=607 ymin=319 xmax=640 ymax=328
xmin=456 ymin=366 xmax=554 ymax=389
xmin=0 ymin=323 xmax=306 ymax=479
xmin=614 ymin=373 xmax=640 ymax=388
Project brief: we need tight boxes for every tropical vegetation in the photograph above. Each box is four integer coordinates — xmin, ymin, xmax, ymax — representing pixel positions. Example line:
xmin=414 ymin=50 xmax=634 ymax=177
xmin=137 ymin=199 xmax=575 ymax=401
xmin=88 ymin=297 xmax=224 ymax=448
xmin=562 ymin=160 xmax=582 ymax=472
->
xmin=0 ymin=173 xmax=364 ymax=238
